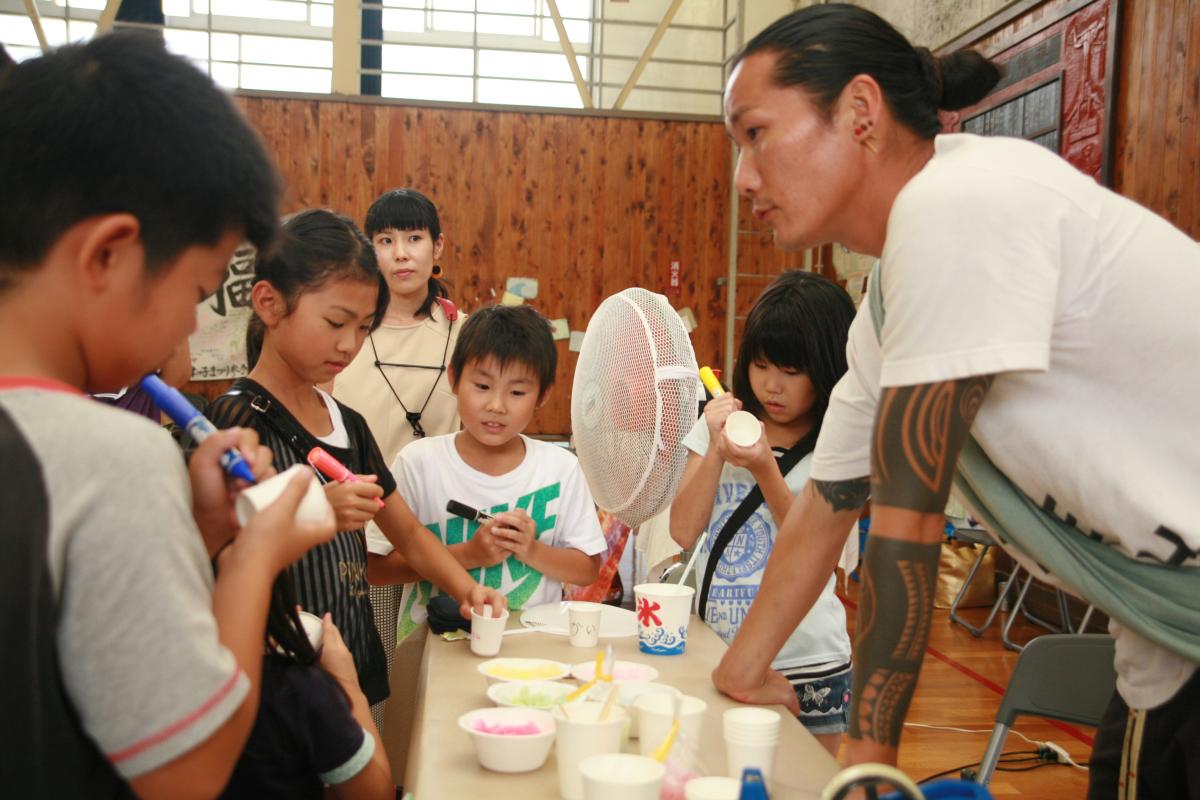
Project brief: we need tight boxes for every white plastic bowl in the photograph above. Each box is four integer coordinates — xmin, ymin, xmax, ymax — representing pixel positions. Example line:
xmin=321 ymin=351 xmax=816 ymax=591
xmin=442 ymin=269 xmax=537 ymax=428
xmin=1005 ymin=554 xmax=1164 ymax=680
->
xmin=478 ymin=657 xmax=571 ymax=685
xmin=458 ymin=706 xmax=556 ymax=773
xmin=487 ymin=680 xmax=577 ymax=710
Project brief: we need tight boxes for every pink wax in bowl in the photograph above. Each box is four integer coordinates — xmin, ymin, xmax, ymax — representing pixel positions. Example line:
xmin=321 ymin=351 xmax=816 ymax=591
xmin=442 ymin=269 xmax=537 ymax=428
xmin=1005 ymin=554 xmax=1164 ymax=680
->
xmin=458 ymin=707 xmax=556 ymax=773
xmin=571 ymin=659 xmax=660 ymax=684
xmin=472 ymin=719 xmax=544 ymax=736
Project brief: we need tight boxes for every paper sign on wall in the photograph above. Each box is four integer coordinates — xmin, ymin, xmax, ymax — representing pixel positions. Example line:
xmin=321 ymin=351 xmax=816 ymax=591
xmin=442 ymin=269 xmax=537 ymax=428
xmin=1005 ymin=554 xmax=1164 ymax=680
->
xmin=568 ymin=331 xmax=586 ymax=352
xmin=500 ymin=291 xmax=525 ymax=307
xmin=549 ymin=318 xmax=570 ymax=341
xmin=506 ymin=277 xmax=539 ymax=300
xmin=676 ymin=306 xmax=697 ymax=333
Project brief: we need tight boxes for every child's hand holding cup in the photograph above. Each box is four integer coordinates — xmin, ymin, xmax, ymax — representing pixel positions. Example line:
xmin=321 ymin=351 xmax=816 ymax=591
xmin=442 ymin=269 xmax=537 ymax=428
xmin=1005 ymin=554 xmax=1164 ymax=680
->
xmin=470 ymin=603 xmax=509 ymax=657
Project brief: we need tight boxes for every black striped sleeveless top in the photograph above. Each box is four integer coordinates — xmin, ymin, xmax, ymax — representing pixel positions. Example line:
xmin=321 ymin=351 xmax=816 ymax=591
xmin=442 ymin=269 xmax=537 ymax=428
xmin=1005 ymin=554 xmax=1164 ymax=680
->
xmin=208 ymin=378 xmax=397 ymax=704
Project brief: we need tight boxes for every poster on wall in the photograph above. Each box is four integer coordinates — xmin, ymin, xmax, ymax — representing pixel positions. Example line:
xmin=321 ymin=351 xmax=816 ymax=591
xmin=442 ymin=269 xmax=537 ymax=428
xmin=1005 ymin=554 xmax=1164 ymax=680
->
xmin=189 ymin=243 xmax=256 ymax=381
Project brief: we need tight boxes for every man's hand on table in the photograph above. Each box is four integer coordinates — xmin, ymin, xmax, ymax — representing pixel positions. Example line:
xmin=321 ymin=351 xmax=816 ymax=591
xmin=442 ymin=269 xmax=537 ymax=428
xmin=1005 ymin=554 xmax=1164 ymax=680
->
xmin=712 ymin=660 xmax=800 ymax=715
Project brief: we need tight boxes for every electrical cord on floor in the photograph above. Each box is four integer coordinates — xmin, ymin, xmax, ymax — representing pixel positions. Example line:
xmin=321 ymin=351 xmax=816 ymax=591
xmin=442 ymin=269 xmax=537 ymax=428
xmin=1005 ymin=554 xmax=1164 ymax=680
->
xmin=917 ymin=751 xmax=1040 ymax=784
xmin=916 ymin=744 xmax=1091 ymax=784
xmin=904 ymin=722 xmax=1091 ymax=773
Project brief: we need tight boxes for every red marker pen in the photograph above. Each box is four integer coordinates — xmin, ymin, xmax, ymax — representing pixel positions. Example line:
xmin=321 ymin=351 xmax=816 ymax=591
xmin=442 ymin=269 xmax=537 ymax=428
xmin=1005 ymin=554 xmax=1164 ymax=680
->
xmin=306 ymin=447 xmax=386 ymax=509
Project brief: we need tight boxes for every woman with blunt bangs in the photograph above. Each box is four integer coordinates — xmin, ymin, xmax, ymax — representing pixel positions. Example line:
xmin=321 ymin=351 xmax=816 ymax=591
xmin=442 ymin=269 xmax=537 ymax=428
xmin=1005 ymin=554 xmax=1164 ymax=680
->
xmin=712 ymin=5 xmax=1200 ymax=797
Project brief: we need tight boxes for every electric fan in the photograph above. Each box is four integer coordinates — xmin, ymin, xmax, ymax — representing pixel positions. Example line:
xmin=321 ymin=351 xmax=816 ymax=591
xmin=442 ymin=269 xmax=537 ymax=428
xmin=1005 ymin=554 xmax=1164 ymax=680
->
xmin=570 ymin=288 xmax=701 ymax=528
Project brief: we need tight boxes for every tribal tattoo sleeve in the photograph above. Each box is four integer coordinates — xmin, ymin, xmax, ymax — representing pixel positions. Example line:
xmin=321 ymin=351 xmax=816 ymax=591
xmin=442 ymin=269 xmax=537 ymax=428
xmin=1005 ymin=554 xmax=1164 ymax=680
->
xmin=849 ymin=376 xmax=993 ymax=748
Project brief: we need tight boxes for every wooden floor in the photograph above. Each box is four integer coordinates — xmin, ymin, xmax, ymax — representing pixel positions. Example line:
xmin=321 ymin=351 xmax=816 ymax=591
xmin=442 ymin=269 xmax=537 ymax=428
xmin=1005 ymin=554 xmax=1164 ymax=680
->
xmin=837 ymin=580 xmax=1095 ymax=798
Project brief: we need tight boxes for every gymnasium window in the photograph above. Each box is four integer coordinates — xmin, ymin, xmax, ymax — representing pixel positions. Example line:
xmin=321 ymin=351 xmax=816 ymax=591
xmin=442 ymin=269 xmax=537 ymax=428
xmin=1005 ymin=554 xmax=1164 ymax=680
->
xmin=0 ymin=0 xmax=335 ymax=94
xmin=370 ymin=0 xmax=593 ymax=108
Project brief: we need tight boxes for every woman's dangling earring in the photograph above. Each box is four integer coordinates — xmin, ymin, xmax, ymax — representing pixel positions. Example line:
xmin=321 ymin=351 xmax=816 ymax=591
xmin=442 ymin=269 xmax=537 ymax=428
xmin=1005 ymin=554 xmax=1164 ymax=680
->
xmin=431 ymin=264 xmax=442 ymax=277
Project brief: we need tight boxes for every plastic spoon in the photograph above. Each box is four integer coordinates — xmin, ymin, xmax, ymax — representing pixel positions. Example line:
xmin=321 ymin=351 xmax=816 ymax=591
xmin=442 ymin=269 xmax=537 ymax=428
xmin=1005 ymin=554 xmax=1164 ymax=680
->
xmin=565 ymin=650 xmax=607 ymax=702
xmin=652 ymin=693 xmax=682 ymax=763
xmin=599 ymin=682 xmax=620 ymax=721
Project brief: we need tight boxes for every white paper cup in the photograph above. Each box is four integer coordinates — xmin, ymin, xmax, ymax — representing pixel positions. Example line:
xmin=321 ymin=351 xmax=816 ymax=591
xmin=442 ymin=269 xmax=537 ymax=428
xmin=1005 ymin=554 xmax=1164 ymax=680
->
xmin=588 ymin=681 xmax=681 ymax=738
xmin=553 ymin=702 xmax=628 ymax=800
xmin=580 ymin=753 xmax=665 ymax=800
xmin=633 ymin=582 xmax=695 ymax=655
xmin=235 ymin=463 xmax=331 ymax=527
xmin=297 ymin=611 xmax=324 ymax=652
xmin=725 ymin=739 xmax=778 ymax=781
xmin=723 ymin=410 xmax=762 ymax=447
xmin=685 ymin=776 xmax=741 ymax=800
xmin=723 ymin=707 xmax=780 ymax=780
xmin=634 ymin=693 xmax=706 ymax=757
xmin=470 ymin=604 xmax=509 ymax=657
xmin=568 ymin=601 xmax=603 ymax=648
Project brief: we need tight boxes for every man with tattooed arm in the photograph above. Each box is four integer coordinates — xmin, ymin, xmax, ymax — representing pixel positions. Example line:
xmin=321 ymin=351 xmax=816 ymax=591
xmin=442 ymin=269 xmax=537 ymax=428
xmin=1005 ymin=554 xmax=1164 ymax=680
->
xmin=714 ymin=7 xmax=1200 ymax=798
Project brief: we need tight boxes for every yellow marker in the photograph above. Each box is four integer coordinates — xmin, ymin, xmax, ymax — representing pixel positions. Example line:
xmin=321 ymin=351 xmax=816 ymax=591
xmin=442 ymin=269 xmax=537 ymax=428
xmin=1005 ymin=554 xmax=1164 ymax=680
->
xmin=699 ymin=366 xmax=724 ymax=397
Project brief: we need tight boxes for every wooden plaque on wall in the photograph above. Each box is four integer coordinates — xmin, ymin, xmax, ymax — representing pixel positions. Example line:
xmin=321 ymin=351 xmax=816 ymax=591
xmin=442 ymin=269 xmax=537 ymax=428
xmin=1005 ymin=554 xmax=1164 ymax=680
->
xmin=939 ymin=0 xmax=1122 ymax=186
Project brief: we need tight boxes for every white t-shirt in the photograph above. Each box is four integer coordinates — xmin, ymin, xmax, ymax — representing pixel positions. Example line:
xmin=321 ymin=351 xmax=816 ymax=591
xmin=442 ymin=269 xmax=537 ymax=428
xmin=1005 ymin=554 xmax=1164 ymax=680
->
xmin=682 ymin=419 xmax=851 ymax=671
xmin=370 ymin=433 xmax=608 ymax=636
xmin=812 ymin=133 xmax=1200 ymax=709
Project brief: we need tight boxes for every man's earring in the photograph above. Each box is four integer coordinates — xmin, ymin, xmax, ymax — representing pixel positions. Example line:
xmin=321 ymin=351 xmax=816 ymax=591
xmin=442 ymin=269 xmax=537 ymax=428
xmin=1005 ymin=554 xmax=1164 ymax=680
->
xmin=432 ymin=264 xmax=442 ymax=277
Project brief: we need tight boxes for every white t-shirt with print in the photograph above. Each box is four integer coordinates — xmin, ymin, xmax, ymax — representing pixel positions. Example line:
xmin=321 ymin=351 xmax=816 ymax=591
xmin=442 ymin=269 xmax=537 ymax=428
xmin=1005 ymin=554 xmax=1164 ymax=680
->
xmin=683 ymin=419 xmax=851 ymax=671
xmin=370 ymin=433 xmax=608 ymax=637
xmin=812 ymin=133 xmax=1200 ymax=710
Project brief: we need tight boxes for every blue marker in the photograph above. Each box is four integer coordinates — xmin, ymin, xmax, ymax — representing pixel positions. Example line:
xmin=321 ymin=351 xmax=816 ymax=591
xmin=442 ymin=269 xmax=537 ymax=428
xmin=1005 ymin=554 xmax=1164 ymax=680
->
xmin=139 ymin=373 xmax=256 ymax=483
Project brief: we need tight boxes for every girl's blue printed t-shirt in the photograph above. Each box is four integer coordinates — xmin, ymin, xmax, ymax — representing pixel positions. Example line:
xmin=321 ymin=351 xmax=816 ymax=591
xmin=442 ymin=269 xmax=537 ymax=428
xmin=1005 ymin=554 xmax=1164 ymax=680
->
xmin=683 ymin=418 xmax=851 ymax=670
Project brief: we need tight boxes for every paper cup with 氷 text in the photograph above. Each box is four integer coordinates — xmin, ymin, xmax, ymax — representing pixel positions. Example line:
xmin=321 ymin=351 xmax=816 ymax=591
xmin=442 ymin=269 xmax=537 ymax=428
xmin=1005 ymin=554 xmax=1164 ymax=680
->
xmin=633 ymin=583 xmax=695 ymax=656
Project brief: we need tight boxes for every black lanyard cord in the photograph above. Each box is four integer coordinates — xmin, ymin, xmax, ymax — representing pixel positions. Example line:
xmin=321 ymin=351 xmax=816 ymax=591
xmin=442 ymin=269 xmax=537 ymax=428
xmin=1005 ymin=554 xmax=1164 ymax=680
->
xmin=368 ymin=315 xmax=454 ymax=438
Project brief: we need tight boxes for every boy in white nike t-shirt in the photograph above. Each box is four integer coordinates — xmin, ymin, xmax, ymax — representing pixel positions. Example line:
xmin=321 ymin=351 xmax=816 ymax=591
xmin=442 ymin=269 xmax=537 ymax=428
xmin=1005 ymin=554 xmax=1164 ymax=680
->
xmin=368 ymin=305 xmax=606 ymax=636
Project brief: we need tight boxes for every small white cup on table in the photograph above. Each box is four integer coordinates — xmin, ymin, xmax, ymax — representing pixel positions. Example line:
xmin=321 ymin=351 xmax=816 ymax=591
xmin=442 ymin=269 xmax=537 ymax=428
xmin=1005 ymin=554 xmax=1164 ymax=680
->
xmin=470 ymin=603 xmax=509 ymax=657
xmin=568 ymin=601 xmax=604 ymax=648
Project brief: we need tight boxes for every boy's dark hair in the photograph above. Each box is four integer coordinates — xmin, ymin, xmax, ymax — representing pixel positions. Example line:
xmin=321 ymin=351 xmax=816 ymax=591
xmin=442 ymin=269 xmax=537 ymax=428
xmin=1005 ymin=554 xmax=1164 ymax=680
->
xmin=0 ymin=32 xmax=280 ymax=290
xmin=0 ymin=44 xmax=14 ymax=73
xmin=246 ymin=209 xmax=388 ymax=369
xmin=736 ymin=4 xmax=1001 ymax=139
xmin=732 ymin=270 xmax=856 ymax=429
xmin=364 ymin=188 xmax=451 ymax=320
xmin=449 ymin=305 xmax=557 ymax=399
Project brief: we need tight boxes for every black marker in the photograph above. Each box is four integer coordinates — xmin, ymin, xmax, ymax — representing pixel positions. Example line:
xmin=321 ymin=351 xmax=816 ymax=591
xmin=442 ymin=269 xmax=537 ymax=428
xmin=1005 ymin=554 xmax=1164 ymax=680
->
xmin=446 ymin=499 xmax=495 ymax=523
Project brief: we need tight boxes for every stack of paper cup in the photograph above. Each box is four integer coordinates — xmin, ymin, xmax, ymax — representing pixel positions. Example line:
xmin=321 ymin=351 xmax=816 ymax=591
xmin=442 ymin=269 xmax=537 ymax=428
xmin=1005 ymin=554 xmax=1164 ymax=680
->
xmin=723 ymin=707 xmax=780 ymax=781
xmin=568 ymin=601 xmax=603 ymax=648
xmin=470 ymin=604 xmax=509 ymax=657
xmin=553 ymin=702 xmax=628 ymax=800
xmin=634 ymin=693 xmax=706 ymax=757
xmin=579 ymin=753 xmax=665 ymax=800
xmin=633 ymin=582 xmax=695 ymax=655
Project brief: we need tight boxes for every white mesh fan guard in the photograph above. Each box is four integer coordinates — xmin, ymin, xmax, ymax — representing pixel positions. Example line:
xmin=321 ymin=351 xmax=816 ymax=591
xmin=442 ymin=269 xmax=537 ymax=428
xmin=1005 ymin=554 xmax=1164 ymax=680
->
xmin=570 ymin=288 xmax=701 ymax=528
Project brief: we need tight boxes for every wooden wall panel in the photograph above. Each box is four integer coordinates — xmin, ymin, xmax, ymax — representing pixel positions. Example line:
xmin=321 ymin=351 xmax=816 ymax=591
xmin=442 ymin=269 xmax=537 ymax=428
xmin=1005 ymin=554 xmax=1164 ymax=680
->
xmin=185 ymin=98 xmax=732 ymax=435
xmin=1113 ymin=0 xmax=1200 ymax=239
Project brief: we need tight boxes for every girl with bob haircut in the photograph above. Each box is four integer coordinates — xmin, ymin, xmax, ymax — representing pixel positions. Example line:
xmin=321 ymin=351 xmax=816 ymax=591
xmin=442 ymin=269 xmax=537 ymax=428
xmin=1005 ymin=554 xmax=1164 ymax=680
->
xmin=672 ymin=271 xmax=857 ymax=756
